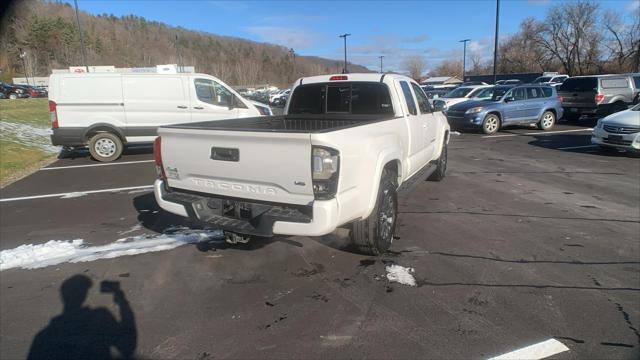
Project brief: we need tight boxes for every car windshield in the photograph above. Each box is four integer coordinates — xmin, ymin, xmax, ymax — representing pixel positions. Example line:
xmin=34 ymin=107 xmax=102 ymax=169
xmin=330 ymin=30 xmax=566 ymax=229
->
xmin=471 ymin=87 xmax=493 ymax=98
xmin=443 ymin=87 xmax=473 ymax=98
xmin=533 ymin=77 xmax=552 ymax=83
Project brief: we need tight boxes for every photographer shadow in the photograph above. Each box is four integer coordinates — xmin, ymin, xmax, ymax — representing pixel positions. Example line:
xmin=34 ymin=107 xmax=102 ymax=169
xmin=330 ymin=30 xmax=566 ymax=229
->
xmin=27 ymin=275 xmax=137 ymax=360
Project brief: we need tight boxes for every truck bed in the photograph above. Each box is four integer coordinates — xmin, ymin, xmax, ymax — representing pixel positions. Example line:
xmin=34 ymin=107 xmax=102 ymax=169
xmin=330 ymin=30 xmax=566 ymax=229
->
xmin=164 ymin=114 xmax=398 ymax=133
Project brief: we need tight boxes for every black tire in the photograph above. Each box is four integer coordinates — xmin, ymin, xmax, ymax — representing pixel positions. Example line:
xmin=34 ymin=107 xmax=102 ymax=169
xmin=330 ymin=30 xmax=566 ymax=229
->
xmin=349 ymin=168 xmax=398 ymax=255
xmin=88 ymin=132 xmax=123 ymax=162
xmin=537 ymin=111 xmax=556 ymax=130
xmin=481 ymin=114 xmax=500 ymax=135
xmin=563 ymin=113 xmax=581 ymax=122
xmin=428 ymin=140 xmax=447 ymax=181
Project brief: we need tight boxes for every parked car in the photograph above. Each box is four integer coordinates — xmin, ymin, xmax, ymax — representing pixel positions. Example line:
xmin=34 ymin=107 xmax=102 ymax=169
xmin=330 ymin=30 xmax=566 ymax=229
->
xmin=591 ymin=103 xmax=640 ymax=152
xmin=532 ymin=75 xmax=568 ymax=87
xmin=0 ymin=82 xmax=29 ymax=99
xmin=153 ymin=73 xmax=451 ymax=255
xmin=432 ymin=85 xmax=493 ymax=109
xmin=270 ymin=89 xmax=290 ymax=106
xmin=503 ymin=79 xmax=523 ymax=86
xmin=445 ymin=85 xmax=562 ymax=134
xmin=558 ymin=74 xmax=639 ymax=121
xmin=421 ymin=87 xmax=450 ymax=105
xmin=15 ymin=84 xmax=48 ymax=98
xmin=461 ymin=81 xmax=489 ymax=86
xmin=48 ymin=72 xmax=272 ymax=162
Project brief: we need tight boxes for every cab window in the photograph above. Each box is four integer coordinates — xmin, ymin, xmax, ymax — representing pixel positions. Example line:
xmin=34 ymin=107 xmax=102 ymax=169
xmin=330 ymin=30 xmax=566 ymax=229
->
xmin=194 ymin=78 xmax=246 ymax=108
xmin=400 ymin=81 xmax=417 ymax=115
xmin=411 ymin=83 xmax=431 ymax=113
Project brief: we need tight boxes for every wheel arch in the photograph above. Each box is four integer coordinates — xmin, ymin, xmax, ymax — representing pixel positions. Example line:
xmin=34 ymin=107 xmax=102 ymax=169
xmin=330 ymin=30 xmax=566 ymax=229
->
xmin=362 ymin=150 xmax=403 ymax=220
xmin=83 ymin=123 xmax=126 ymax=144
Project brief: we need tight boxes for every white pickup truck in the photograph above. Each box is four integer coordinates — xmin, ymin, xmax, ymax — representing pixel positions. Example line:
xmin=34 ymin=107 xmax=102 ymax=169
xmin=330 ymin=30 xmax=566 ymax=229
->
xmin=153 ymin=73 xmax=450 ymax=254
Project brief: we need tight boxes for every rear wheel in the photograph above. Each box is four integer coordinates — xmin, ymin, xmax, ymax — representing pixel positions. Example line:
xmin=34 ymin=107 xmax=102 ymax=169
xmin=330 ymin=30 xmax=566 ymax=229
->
xmin=350 ymin=168 xmax=398 ymax=255
xmin=482 ymin=114 xmax=500 ymax=135
xmin=537 ymin=111 xmax=556 ymax=130
xmin=88 ymin=132 xmax=123 ymax=162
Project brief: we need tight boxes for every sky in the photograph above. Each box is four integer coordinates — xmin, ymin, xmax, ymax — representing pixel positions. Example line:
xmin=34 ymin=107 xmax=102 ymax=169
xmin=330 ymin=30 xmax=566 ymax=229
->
xmin=74 ymin=0 xmax=637 ymax=72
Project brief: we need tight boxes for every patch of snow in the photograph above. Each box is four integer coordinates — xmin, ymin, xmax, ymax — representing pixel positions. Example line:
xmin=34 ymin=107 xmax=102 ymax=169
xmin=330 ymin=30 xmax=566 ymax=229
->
xmin=118 ymin=224 xmax=143 ymax=235
xmin=451 ymin=131 xmax=461 ymax=136
xmin=0 ymin=228 xmax=224 ymax=271
xmin=385 ymin=264 xmax=417 ymax=286
xmin=60 ymin=192 xmax=87 ymax=199
xmin=0 ymin=121 xmax=60 ymax=154
xmin=127 ymin=189 xmax=152 ymax=195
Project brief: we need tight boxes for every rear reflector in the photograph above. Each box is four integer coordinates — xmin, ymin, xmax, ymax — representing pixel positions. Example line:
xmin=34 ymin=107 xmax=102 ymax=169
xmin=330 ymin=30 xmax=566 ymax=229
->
xmin=329 ymin=75 xmax=348 ymax=81
xmin=49 ymin=100 xmax=59 ymax=129
xmin=595 ymin=93 xmax=604 ymax=103
xmin=557 ymin=96 xmax=563 ymax=103
xmin=153 ymin=136 xmax=166 ymax=179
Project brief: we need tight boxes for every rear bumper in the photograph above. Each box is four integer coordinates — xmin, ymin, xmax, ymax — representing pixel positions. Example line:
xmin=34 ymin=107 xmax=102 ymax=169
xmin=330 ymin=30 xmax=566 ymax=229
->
xmin=51 ymin=128 xmax=85 ymax=146
xmin=562 ymin=105 xmax=610 ymax=117
xmin=154 ymin=179 xmax=339 ymax=237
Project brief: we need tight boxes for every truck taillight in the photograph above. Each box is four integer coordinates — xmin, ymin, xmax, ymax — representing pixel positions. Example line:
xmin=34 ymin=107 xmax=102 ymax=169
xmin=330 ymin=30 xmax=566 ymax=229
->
xmin=153 ymin=136 xmax=166 ymax=180
xmin=329 ymin=75 xmax=348 ymax=81
xmin=595 ymin=93 xmax=604 ymax=103
xmin=311 ymin=146 xmax=339 ymax=200
xmin=49 ymin=100 xmax=58 ymax=129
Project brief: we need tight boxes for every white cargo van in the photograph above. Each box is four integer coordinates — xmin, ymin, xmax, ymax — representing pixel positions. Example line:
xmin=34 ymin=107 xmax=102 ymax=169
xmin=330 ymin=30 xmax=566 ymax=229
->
xmin=48 ymin=72 xmax=272 ymax=161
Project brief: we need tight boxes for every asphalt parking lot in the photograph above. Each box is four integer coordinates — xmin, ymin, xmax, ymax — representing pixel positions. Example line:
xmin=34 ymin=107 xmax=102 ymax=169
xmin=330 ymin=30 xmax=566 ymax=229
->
xmin=1 ymin=119 xmax=639 ymax=359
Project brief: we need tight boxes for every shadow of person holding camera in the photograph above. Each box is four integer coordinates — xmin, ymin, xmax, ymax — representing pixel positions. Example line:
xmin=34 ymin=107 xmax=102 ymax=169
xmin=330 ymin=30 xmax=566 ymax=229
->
xmin=28 ymin=275 xmax=137 ymax=360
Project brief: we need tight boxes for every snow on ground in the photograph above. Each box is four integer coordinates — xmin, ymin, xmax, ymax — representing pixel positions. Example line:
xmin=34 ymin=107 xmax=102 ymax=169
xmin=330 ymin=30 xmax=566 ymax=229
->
xmin=0 ymin=121 xmax=60 ymax=153
xmin=450 ymin=131 xmax=461 ymax=136
xmin=385 ymin=264 xmax=417 ymax=286
xmin=0 ymin=228 xmax=224 ymax=271
xmin=60 ymin=192 xmax=88 ymax=199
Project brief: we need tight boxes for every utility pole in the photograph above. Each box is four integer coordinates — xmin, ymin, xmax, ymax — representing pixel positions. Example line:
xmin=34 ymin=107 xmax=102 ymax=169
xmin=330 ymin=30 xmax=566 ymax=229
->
xmin=73 ymin=0 xmax=88 ymax=72
xmin=174 ymin=34 xmax=182 ymax=72
xmin=289 ymin=48 xmax=296 ymax=82
xmin=19 ymin=49 xmax=29 ymax=86
xmin=378 ymin=55 xmax=384 ymax=73
xmin=492 ymin=0 xmax=500 ymax=84
xmin=339 ymin=33 xmax=351 ymax=74
xmin=459 ymin=39 xmax=470 ymax=81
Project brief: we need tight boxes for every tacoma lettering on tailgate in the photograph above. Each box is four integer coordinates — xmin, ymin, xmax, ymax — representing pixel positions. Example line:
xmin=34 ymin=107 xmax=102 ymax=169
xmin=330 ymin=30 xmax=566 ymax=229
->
xmin=192 ymin=178 xmax=277 ymax=195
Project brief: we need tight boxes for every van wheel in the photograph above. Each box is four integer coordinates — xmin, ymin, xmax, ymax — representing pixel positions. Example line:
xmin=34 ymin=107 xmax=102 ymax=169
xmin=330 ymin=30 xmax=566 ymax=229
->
xmin=482 ymin=114 xmax=500 ymax=135
xmin=537 ymin=111 xmax=556 ymax=130
xmin=428 ymin=141 xmax=447 ymax=181
xmin=88 ymin=132 xmax=123 ymax=162
xmin=350 ymin=168 xmax=398 ymax=255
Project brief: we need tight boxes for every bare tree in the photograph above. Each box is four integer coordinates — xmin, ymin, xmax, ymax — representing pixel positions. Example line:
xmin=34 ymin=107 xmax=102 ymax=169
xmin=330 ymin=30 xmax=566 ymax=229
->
xmin=402 ymin=55 xmax=426 ymax=80
xmin=603 ymin=9 xmax=640 ymax=73
xmin=428 ymin=59 xmax=463 ymax=78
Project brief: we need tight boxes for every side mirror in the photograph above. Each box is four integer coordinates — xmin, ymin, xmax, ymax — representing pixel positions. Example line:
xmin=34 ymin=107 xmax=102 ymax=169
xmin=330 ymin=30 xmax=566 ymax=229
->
xmin=433 ymin=101 xmax=446 ymax=112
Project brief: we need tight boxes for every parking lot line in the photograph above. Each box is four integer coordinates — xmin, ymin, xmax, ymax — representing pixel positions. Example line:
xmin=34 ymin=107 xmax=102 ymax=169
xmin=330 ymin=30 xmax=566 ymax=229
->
xmin=41 ymin=160 xmax=155 ymax=171
xmin=488 ymin=338 xmax=569 ymax=360
xmin=482 ymin=128 xmax=593 ymax=138
xmin=0 ymin=185 xmax=153 ymax=203
xmin=557 ymin=144 xmax=598 ymax=150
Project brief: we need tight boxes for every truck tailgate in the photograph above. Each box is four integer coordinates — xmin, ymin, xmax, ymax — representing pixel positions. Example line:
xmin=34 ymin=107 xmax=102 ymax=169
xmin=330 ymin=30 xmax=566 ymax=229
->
xmin=159 ymin=127 xmax=314 ymax=205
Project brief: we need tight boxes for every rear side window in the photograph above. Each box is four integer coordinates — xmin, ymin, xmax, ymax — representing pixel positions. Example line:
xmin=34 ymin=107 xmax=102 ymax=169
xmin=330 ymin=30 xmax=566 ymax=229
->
xmin=400 ymin=81 xmax=417 ymax=115
xmin=634 ymin=76 xmax=640 ymax=88
xmin=288 ymin=82 xmax=393 ymax=115
xmin=601 ymin=78 xmax=629 ymax=89
xmin=559 ymin=77 xmax=597 ymax=92
xmin=541 ymin=87 xmax=553 ymax=97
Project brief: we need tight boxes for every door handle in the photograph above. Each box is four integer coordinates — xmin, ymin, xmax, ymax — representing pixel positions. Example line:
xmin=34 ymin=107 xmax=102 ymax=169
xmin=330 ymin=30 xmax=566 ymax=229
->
xmin=177 ymin=105 xmax=187 ymax=109
xmin=193 ymin=106 xmax=204 ymax=110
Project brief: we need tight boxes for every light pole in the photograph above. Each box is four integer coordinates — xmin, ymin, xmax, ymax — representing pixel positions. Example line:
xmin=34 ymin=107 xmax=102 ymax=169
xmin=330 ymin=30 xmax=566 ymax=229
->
xmin=289 ymin=48 xmax=296 ymax=83
xmin=73 ymin=0 xmax=88 ymax=72
xmin=459 ymin=39 xmax=470 ymax=81
xmin=378 ymin=55 xmax=384 ymax=73
xmin=19 ymin=49 xmax=29 ymax=86
xmin=339 ymin=33 xmax=351 ymax=74
xmin=492 ymin=0 xmax=500 ymax=84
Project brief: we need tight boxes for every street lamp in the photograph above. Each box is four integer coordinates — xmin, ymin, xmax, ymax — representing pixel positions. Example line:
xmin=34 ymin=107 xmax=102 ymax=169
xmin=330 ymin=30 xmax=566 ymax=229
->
xmin=339 ymin=33 xmax=351 ymax=74
xmin=378 ymin=55 xmax=384 ymax=73
xmin=493 ymin=0 xmax=500 ymax=84
xmin=19 ymin=49 xmax=29 ymax=86
xmin=459 ymin=39 xmax=470 ymax=81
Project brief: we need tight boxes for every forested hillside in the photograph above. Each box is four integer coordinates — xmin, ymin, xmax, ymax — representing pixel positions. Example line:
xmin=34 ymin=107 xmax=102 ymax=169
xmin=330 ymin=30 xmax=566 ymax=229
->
xmin=0 ymin=1 xmax=370 ymax=86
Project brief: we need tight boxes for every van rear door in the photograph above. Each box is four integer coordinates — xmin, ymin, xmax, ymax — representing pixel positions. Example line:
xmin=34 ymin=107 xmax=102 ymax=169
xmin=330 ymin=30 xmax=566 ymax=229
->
xmin=122 ymin=75 xmax=191 ymax=141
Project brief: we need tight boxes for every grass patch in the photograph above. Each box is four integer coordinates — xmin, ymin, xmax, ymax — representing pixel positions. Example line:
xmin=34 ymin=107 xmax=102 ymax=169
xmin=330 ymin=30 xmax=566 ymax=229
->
xmin=0 ymin=98 xmax=50 ymax=127
xmin=0 ymin=140 xmax=54 ymax=187
xmin=0 ymin=98 xmax=56 ymax=187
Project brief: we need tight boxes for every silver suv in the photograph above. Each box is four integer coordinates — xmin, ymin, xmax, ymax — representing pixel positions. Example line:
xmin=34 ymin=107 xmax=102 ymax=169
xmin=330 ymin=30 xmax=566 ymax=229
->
xmin=558 ymin=73 xmax=640 ymax=121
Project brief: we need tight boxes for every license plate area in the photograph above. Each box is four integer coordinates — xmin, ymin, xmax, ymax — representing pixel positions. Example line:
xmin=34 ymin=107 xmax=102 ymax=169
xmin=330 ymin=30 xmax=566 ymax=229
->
xmin=191 ymin=198 xmax=269 ymax=221
xmin=570 ymin=108 xmax=578 ymax=112
xmin=608 ymin=135 xmax=623 ymax=141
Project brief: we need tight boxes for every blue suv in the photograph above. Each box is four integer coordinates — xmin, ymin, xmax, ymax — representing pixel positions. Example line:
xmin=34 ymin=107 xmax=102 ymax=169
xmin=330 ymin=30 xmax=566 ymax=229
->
xmin=445 ymin=85 xmax=563 ymax=134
